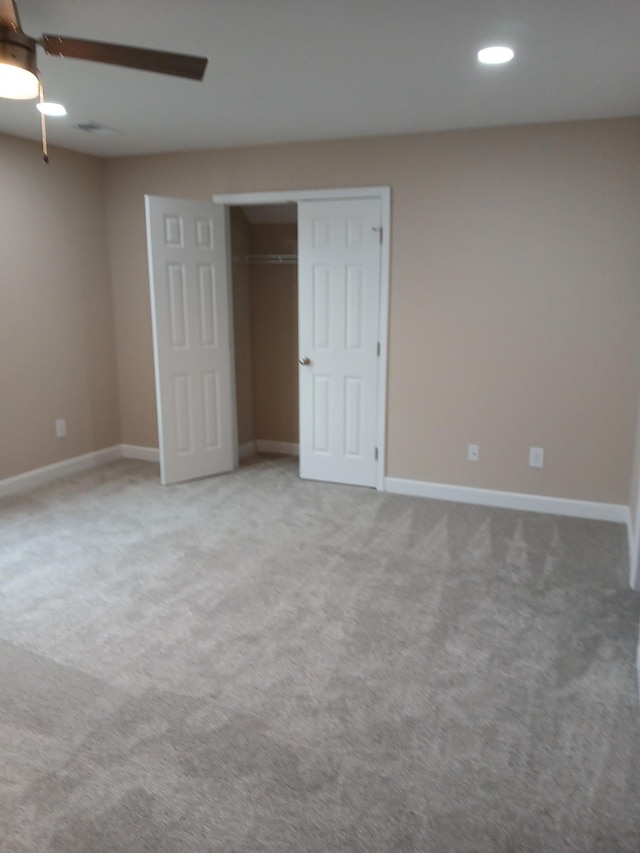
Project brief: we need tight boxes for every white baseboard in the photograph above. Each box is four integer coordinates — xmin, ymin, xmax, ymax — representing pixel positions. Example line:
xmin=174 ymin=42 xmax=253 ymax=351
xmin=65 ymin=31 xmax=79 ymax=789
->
xmin=1 ymin=440 xmax=303 ymax=499
xmin=120 ymin=444 xmax=160 ymax=463
xmin=384 ymin=477 xmax=629 ymax=525
xmin=3 ymin=448 xmax=635 ymax=588
xmin=0 ymin=446 xmax=121 ymax=499
xmin=628 ymin=518 xmax=640 ymax=593
xmin=0 ymin=444 xmax=162 ymax=499
xmin=255 ymin=440 xmax=299 ymax=457
xmin=121 ymin=440 xmax=300 ymax=462
xmin=239 ymin=441 xmax=257 ymax=459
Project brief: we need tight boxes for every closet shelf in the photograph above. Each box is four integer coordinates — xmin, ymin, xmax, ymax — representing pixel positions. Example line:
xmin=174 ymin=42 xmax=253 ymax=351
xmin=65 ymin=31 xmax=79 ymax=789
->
xmin=233 ymin=253 xmax=298 ymax=265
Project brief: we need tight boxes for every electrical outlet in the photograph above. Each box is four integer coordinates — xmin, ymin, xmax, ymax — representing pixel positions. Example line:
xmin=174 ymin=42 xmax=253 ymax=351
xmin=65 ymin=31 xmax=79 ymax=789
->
xmin=55 ymin=419 xmax=66 ymax=438
xmin=529 ymin=446 xmax=544 ymax=468
xmin=467 ymin=443 xmax=479 ymax=462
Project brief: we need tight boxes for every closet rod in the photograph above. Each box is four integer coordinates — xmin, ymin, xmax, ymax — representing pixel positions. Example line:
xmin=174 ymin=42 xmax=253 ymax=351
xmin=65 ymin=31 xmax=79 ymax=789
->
xmin=232 ymin=253 xmax=298 ymax=265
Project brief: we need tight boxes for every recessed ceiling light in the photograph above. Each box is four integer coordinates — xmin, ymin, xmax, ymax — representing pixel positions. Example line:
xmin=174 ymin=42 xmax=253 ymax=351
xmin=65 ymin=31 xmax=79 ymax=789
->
xmin=36 ymin=102 xmax=67 ymax=117
xmin=478 ymin=46 xmax=515 ymax=65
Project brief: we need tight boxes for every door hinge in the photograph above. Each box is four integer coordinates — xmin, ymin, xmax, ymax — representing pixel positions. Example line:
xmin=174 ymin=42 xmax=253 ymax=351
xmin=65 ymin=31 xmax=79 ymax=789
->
xmin=375 ymin=447 xmax=379 ymax=461
xmin=372 ymin=226 xmax=383 ymax=244
xmin=376 ymin=342 xmax=381 ymax=356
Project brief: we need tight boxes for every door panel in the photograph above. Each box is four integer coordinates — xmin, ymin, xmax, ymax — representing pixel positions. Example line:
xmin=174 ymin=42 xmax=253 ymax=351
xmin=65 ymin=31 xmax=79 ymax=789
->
xmin=146 ymin=196 xmax=235 ymax=485
xmin=298 ymin=198 xmax=381 ymax=487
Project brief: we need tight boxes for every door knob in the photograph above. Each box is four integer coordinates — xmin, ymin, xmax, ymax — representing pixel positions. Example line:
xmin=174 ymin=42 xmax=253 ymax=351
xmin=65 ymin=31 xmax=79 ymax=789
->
xmin=299 ymin=356 xmax=311 ymax=366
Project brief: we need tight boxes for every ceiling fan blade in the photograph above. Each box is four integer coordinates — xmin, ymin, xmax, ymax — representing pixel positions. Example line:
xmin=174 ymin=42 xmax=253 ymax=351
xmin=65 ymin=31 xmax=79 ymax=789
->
xmin=0 ymin=0 xmax=20 ymax=28
xmin=41 ymin=34 xmax=208 ymax=80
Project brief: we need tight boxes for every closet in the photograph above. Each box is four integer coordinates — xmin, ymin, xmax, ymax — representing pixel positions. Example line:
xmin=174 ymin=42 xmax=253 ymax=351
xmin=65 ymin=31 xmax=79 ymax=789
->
xmin=148 ymin=188 xmax=388 ymax=488
xmin=229 ymin=205 xmax=299 ymax=457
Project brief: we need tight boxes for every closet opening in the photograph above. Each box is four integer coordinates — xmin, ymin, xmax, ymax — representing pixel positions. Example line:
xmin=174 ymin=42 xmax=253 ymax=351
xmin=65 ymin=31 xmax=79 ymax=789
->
xmin=147 ymin=186 xmax=388 ymax=489
xmin=229 ymin=203 xmax=300 ymax=466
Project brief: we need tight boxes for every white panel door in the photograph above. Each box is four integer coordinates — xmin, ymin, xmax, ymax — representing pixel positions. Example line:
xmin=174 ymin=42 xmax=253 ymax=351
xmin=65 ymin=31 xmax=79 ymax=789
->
xmin=145 ymin=196 xmax=235 ymax=485
xmin=298 ymin=198 xmax=381 ymax=487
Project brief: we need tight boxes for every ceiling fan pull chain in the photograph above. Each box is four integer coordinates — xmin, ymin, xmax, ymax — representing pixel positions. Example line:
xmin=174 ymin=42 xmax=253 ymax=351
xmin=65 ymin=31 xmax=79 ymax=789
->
xmin=38 ymin=81 xmax=49 ymax=163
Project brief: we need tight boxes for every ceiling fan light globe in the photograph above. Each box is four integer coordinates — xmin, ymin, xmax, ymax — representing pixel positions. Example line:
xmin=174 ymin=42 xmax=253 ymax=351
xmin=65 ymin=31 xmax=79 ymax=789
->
xmin=0 ymin=61 xmax=38 ymax=98
xmin=0 ymin=29 xmax=40 ymax=99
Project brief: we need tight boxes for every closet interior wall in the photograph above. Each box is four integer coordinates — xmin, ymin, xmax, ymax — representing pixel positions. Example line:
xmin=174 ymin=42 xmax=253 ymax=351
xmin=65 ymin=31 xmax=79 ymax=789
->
xmin=230 ymin=208 xmax=299 ymax=451
xmin=230 ymin=208 xmax=254 ymax=447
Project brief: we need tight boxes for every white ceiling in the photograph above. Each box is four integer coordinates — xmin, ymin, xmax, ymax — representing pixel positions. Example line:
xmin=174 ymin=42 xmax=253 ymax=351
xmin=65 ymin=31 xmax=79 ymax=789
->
xmin=1 ymin=0 xmax=639 ymax=158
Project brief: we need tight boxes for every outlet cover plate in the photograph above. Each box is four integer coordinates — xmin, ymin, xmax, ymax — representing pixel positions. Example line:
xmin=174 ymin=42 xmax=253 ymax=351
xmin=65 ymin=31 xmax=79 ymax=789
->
xmin=529 ymin=446 xmax=544 ymax=468
xmin=467 ymin=443 xmax=479 ymax=462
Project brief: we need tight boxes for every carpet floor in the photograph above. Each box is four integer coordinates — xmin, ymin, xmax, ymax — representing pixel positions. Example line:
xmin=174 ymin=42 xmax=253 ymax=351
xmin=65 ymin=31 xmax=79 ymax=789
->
xmin=0 ymin=455 xmax=639 ymax=852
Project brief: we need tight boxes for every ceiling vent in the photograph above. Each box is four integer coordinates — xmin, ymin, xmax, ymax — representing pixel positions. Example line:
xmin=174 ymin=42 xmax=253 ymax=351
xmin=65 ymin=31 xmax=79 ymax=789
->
xmin=73 ymin=120 xmax=120 ymax=135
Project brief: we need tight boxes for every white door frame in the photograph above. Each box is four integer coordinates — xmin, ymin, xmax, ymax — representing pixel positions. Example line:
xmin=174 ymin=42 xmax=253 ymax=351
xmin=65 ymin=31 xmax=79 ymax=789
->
xmin=213 ymin=186 xmax=390 ymax=491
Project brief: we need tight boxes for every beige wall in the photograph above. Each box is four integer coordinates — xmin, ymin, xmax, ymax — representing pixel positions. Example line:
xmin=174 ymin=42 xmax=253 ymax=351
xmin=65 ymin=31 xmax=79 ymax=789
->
xmin=4 ymin=120 xmax=637 ymax=505
xmin=0 ymin=133 xmax=120 ymax=480
xmin=98 ymin=118 xmax=640 ymax=504
xmin=229 ymin=208 xmax=254 ymax=446
xmin=229 ymin=218 xmax=298 ymax=447
xmin=248 ymin=223 xmax=299 ymax=444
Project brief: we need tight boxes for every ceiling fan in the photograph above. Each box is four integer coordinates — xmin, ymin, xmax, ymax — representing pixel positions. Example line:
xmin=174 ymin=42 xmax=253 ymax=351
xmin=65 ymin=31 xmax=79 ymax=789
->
xmin=0 ymin=0 xmax=208 ymax=158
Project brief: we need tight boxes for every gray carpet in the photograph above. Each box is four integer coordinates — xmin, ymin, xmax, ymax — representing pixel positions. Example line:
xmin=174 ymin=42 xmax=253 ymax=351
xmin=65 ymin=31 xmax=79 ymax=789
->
xmin=1 ymin=455 xmax=639 ymax=852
